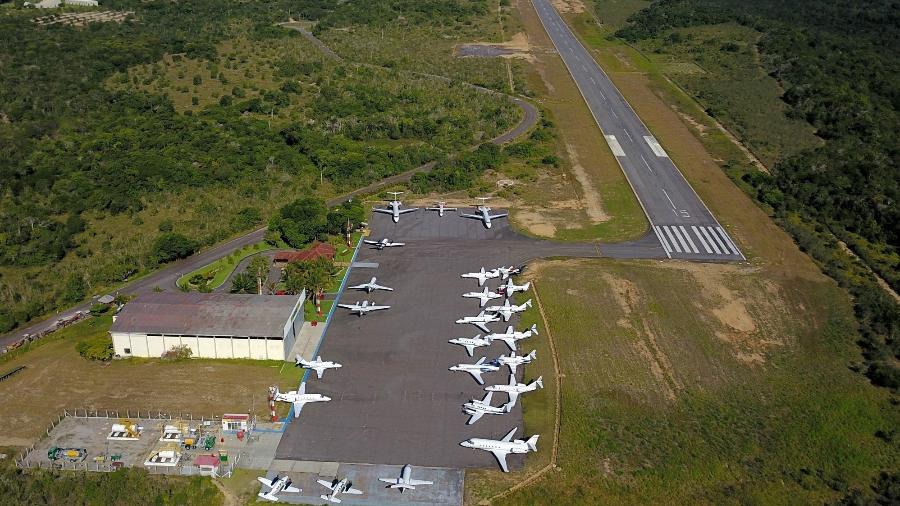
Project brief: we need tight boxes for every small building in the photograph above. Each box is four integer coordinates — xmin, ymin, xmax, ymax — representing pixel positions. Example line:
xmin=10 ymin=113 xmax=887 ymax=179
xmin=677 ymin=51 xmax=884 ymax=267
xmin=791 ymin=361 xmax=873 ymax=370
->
xmin=222 ymin=414 xmax=250 ymax=432
xmin=193 ymin=454 xmax=220 ymax=475
xmin=110 ymin=292 xmax=305 ymax=360
xmin=273 ymin=241 xmax=336 ymax=264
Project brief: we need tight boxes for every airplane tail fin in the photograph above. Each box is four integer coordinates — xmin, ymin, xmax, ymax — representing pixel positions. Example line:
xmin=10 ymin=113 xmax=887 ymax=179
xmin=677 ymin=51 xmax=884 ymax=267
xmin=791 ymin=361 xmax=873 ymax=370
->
xmin=524 ymin=281 xmax=531 ymax=291
xmin=534 ymin=376 xmax=544 ymax=389
xmin=528 ymin=350 xmax=537 ymax=360
xmin=525 ymin=299 xmax=533 ymax=308
xmin=294 ymin=354 xmax=303 ymax=366
xmin=530 ymin=324 xmax=538 ymax=335
xmin=526 ymin=434 xmax=540 ymax=452
xmin=503 ymin=402 xmax=513 ymax=413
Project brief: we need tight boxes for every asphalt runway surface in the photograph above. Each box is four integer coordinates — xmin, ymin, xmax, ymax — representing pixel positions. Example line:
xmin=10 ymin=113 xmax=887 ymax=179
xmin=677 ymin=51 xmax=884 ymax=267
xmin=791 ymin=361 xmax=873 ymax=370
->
xmin=531 ymin=0 xmax=743 ymax=262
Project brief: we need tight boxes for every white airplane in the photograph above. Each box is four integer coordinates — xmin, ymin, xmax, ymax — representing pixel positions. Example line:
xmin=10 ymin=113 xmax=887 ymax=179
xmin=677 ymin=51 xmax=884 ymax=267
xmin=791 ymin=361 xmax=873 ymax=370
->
xmin=485 ymin=374 xmax=543 ymax=407
xmin=484 ymin=324 xmax=538 ymax=351
xmin=448 ymin=334 xmax=493 ymax=357
xmin=425 ymin=201 xmax=457 ymax=217
xmin=462 ymin=286 xmax=503 ymax=307
xmin=378 ymin=464 xmax=433 ymax=492
xmin=490 ymin=265 xmax=522 ymax=280
xmin=449 ymin=357 xmax=500 ymax=385
xmin=461 ymin=267 xmax=500 ymax=287
xmin=338 ymin=300 xmax=391 ymax=316
xmin=485 ymin=298 xmax=533 ymax=322
xmin=494 ymin=350 xmax=537 ymax=374
xmin=463 ymin=391 xmax=511 ymax=425
xmin=364 ymin=238 xmax=405 ymax=250
xmin=455 ymin=310 xmax=501 ymax=333
xmin=295 ymin=354 xmax=343 ymax=379
xmin=257 ymin=474 xmax=301 ymax=502
xmin=348 ymin=277 xmax=393 ymax=293
xmin=273 ymin=383 xmax=330 ymax=418
xmin=459 ymin=197 xmax=508 ymax=229
xmin=499 ymin=279 xmax=531 ymax=296
xmin=373 ymin=191 xmax=418 ymax=223
xmin=318 ymin=477 xmax=363 ymax=503
xmin=460 ymin=427 xmax=539 ymax=473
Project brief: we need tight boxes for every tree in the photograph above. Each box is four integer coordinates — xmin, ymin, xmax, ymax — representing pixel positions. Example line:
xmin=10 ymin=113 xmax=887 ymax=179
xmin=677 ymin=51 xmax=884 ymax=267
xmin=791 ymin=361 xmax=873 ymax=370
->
xmin=283 ymin=257 xmax=335 ymax=301
xmin=61 ymin=273 xmax=87 ymax=305
xmin=247 ymin=255 xmax=270 ymax=294
xmin=151 ymin=233 xmax=198 ymax=264
xmin=229 ymin=272 xmax=256 ymax=294
xmin=269 ymin=197 xmax=328 ymax=248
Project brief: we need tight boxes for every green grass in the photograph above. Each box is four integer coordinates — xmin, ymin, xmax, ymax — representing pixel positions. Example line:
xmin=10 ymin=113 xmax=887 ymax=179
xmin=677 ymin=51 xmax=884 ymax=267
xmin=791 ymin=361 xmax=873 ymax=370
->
xmin=304 ymin=299 xmax=333 ymax=323
xmin=177 ymin=241 xmax=273 ymax=291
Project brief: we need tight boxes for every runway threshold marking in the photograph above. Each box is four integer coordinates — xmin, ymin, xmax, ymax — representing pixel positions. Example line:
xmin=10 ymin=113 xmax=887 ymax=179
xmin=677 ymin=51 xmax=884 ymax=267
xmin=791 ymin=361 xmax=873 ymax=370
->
xmin=604 ymin=135 xmax=627 ymax=157
xmin=643 ymin=135 xmax=669 ymax=157
xmin=690 ymin=225 xmax=713 ymax=253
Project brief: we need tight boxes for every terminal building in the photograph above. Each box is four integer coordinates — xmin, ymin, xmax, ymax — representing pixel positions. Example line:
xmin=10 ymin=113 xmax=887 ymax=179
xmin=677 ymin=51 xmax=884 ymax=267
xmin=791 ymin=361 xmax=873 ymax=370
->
xmin=110 ymin=292 xmax=305 ymax=361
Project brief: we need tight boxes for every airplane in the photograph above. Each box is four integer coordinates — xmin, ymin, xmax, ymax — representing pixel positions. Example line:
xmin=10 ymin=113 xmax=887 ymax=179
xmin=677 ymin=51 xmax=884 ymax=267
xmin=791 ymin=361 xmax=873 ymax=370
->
xmin=348 ymin=277 xmax=393 ymax=293
xmin=494 ymin=350 xmax=537 ymax=374
xmin=484 ymin=324 xmax=538 ymax=351
xmin=318 ymin=477 xmax=363 ymax=504
xmin=448 ymin=334 xmax=493 ymax=357
xmin=425 ymin=201 xmax=457 ymax=217
xmin=490 ymin=265 xmax=522 ymax=280
xmin=257 ymin=474 xmax=301 ymax=502
xmin=461 ymin=267 xmax=500 ymax=287
xmin=295 ymin=354 xmax=343 ymax=379
xmin=459 ymin=197 xmax=508 ymax=229
xmin=485 ymin=299 xmax=533 ymax=322
xmin=449 ymin=357 xmax=500 ymax=385
xmin=363 ymin=238 xmax=405 ymax=250
xmin=463 ymin=391 xmax=512 ymax=425
xmin=498 ymin=279 xmax=531 ymax=296
xmin=378 ymin=464 xmax=433 ymax=492
xmin=485 ymin=374 xmax=544 ymax=407
xmin=460 ymin=426 xmax=539 ymax=473
xmin=462 ymin=286 xmax=503 ymax=307
xmin=273 ymin=383 xmax=330 ymax=418
xmin=455 ymin=310 xmax=501 ymax=333
xmin=338 ymin=300 xmax=390 ymax=316
xmin=372 ymin=191 xmax=418 ymax=223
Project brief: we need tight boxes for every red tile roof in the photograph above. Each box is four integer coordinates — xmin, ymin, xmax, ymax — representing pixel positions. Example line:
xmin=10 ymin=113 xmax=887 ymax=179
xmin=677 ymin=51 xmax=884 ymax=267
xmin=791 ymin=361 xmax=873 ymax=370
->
xmin=273 ymin=241 xmax=336 ymax=263
xmin=194 ymin=455 xmax=220 ymax=468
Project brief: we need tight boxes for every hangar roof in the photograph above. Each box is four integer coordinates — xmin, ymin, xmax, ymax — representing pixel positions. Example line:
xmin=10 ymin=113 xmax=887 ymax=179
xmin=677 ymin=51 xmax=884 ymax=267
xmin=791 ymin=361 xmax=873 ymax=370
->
xmin=110 ymin=292 xmax=302 ymax=338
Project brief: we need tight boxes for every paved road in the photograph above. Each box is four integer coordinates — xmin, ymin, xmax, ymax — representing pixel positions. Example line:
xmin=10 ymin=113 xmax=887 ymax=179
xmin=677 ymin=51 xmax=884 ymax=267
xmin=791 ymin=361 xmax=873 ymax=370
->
xmin=531 ymin=0 xmax=744 ymax=262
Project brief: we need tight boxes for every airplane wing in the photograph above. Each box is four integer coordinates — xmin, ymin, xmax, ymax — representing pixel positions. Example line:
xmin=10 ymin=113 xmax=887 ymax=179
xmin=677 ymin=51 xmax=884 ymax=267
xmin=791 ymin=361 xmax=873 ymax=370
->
xmin=337 ymin=303 xmax=356 ymax=309
xmin=317 ymin=479 xmax=335 ymax=490
xmin=506 ymin=391 xmax=519 ymax=407
xmin=378 ymin=478 xmax=398 ymax=484
xmin=314 ymin=368 xmax=324 ymax=380
xmin=347 ymin=283 xmax=366 ymax=290
xmin=257 ymin=476 xmax=274 ymax=488
xmin=363 ymin=239 xmax=378 ymax=245
xmin=467 ymin=370 xmax=485 ymax=385
xmin=372 ymin=284 xmax=393 ymax=291
xmin=346 ymin=487 xmax=364 ymax=494
xmin=459 ymin=213 xmax=481 ymax=219
xmin=499 ymin=337 xmax=517 ymax=351
xmin=490 ymin=450 xmax=510 ymax=473
xmin=368 ymin=305 xmax=390 ymax=311
xmin=466 ymin=411 xmax=484 ymax=424
xmin=398 ymin=208 xmax=418 ymax=214
xmin=463 ymin=344 xmax=475 ymax=357
xmin=473 ymin=321 xmax=490 ymax=333
xmin=499 ymin=310 xmax=513 ymax=322
xmin=372 ymin=208 xmax=393 ymax=215
xmin=293 ymin=401 xmax=305 ymax=417
xmin=501 ymin=427 xmax=518 ymax=442
xmin=489 ymin=213 xmax=508 ymax=219
xmin=285 ymin=485 xmax=301 ymax=493
xmin=408 ymin=479 xmax=434 ymax=486
xmin=258 ymin=491 xmax=279 ymax=502
xmin=389 ymin=242 xmax=405 ymax=246
xmin=508 ymin=362 xmax=518 ymax=375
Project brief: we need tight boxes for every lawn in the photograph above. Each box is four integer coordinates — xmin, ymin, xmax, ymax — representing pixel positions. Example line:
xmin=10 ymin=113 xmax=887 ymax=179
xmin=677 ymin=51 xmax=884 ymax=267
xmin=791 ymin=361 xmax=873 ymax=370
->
xmin=177 ymin=241 xmax=273 ymax=291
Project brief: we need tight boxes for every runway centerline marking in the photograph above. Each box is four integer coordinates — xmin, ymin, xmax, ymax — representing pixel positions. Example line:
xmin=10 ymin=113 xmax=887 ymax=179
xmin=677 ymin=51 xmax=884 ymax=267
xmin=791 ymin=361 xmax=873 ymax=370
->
xmin=639 ymin=154 xmax=653 ymax=173
xmin=661 ymin=188 xmax=677 ymax=210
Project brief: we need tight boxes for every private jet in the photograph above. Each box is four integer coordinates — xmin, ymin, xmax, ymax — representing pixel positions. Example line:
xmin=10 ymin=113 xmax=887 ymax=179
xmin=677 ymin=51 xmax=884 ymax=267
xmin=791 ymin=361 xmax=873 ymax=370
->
xmin=448 ymin=334 xmax=493 ymax=357
xmin=295 ymin=355 xmax=343 ymax=379
xmin=425 ymin=201 xmax=457 ymax=217
xmin=498 ymin=279 xmax=531 ymax=296
xmin=485 ymin=299 xmax=533 ymax=322
xmin=460 ymin=426 xmax=539 ymax=473
xmin=459 ymin=197 xmax=508 ymax=229
xmin=449 ymin=357 xmax=500 ymax=385
xmin=461 ymin=267 xmax=500 ymax=287
xmin=257 ymin=475 xmax=301 ymax=502
xmin=273 ymin=383 xmax=330 ymax=418
xmin=318 ymin=477 xmax=363 ymax=503
xmin=338 ymin=300 xmax=390 ymax=316
xmin=494 ymin=350 xmax=537 ymax=374
xmin=462 ymin=286 xmax=503 ymax=307
xmin=373 ymin=191 xmax=418 ymax=223
xmin=463 ymin=391 xmax=512 ymax=425
xmin=364 ymin=238 xmax=405 ymax=250
xmin=455 ymin=311 xmax=501 ymax=332
xmin=490 ymin=265 xmax=522 ymax=280
xmin=484 ymin=324 xmax=538 ymax=351
xmin=485 ymin=374 xmax=544 ymax=407
xmin=378 ymin=464 xmax=433 ymax=492
xmin=348 ymin=277 xmax=393 ymax=293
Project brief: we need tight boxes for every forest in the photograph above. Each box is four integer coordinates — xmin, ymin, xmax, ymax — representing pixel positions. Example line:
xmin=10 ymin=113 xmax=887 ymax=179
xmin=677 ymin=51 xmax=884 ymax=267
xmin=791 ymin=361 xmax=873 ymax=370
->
xmin=616 ymin=0 xmax=899 ymax=389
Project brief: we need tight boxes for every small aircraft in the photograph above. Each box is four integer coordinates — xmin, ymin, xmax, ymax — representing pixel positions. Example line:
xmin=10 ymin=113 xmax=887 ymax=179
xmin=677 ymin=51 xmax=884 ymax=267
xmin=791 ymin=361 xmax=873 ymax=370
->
xmin=257 ymin=474 xmax=301 ymax=502
xmin=461 ymin=267 xmax=500 ymax=287
xmin=273 ymin=383 xmax=331 ymax=418
xmin=295 ymin=354 xmax=343 ymax=379
xmin=348 ymin=277 xmax=393 ymax=293
xmin=462 ymin=286 xmax=503 ymax=307
xmin=449 ymin=357 xmax=500 ymax=385
xmin=318 ymin=477 xmax=364 ymax=504
xmin=338 ymin=300 xmax=391 ymax=316
xmin=485 ymin=374 xmax=544 ymax=407
xmin=455 ymin=310 xmax=501 ymax=333
xmin=463 ymin=391 xmax=512 ymax=425
xmin=485 ymin=299 xmax=533 ymax=322
xmin=498 ymin=279 xmax=531 ymax=296
xmin=460 ymin=426 xmax=539 ymax=473
xmin=484 ymin=324 xmax=538 ymax=351
xmin=448 ymin=334 xmax=493 ymax=357
xmin=364 ymin=238 xmax=405 ymax=250
xmin=459 ymin=197 xmax=508 ymax=229
xmin=494 ymin=350 xmax=537 ymax=374
xmin=490 ymin=265 xmax=522 ymax=280
xmin=378 ymin=464 xmax=433 ymax=492
xmin=372 ymin=191 xmax=418 ymax=223
xmin=425 ymin=201 xmax=457 ymax=217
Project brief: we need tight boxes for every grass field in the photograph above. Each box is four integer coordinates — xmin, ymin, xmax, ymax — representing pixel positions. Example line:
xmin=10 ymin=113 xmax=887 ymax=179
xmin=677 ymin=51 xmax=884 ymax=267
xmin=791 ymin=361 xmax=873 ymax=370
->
xmin=178 ymin=241 xmax=272 ymax=291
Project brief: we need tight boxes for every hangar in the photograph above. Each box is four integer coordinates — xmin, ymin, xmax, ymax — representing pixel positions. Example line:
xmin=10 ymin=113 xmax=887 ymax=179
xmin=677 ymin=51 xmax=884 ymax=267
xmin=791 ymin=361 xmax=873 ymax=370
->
xmin=110 ymin=292 xmax=305 ymax=360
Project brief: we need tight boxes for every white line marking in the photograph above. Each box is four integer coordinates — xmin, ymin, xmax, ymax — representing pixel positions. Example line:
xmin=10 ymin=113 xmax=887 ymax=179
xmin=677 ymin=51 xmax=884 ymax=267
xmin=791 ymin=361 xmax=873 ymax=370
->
xmin=598 ymin=88 xmax=607 ymax=100
xmin=653 ymin=226 xmax=672 ymax=255
xmin=581 ymin=64 xmax=588 ymax=72
xmin=643 ymin=136 xmax=669 ymax=157
xmin=589 ymin=77 xmax=596 ymax=85
xmin=604 ymin=135 xmax=626 ymax=157
xmin=691 ymin=225 xmax=712 ymax=253
xmin=707 ymin=226 xmax=729 ymax=254
xmin=623 ymin=130 xmax=633 ymax=143
xmin=661 ymin=188 xmax=676 ymax=210
xmin=663 ymin=226 xmax=682 ymax=253
xmin=639 ymin=154 xmax=653 ymax=173
xmin=679 ymin=226 xmax=699 ymax=253
xmin=715 ymin=227 xmax=740 ymax=255
xmin=699 ymin=227 xmax=722 ymax=254
xmin=670 ymin=226 xmax=691 ymax=253
xmin=611 ymin=109 xmax=619 ymax=119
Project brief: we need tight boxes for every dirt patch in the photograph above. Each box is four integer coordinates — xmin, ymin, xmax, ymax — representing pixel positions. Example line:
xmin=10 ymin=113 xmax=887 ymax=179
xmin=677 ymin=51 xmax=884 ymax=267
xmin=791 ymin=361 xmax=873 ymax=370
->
xmin=515 ymin=210 xmax=558 ymax=237
xmin=551 ymin=0 xmax=587 ymax=13
xmin=565 ymin=143 xmax=609 ymax=222
xmin=457 ymin=32 xmax=534 ymax=61
xmin=602 ymin=273 xmax=640 ymax=315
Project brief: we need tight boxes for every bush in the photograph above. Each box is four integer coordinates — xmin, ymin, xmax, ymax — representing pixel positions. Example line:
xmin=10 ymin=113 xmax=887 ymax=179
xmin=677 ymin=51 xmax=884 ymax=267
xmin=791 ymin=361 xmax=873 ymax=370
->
xmin=162 ymin=344 xmax=193 ymax=360
xmin=151 ymin=233 xmax=198 ymax=264
xmin=76 ymin=335 xmax=114 ymax=361
xmin=89 ymin=304 xmax=110 ymax=316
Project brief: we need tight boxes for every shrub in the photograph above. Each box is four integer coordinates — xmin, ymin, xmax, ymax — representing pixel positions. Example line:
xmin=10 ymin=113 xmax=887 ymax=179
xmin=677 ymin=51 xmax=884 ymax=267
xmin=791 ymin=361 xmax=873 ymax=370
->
xmin=162 ymin=344 xmax=193 ymax=360
xmin=76 ymin=335 xmax=114 ymax=361
xmin=151 ymin=233 xmax=198 ymax=264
